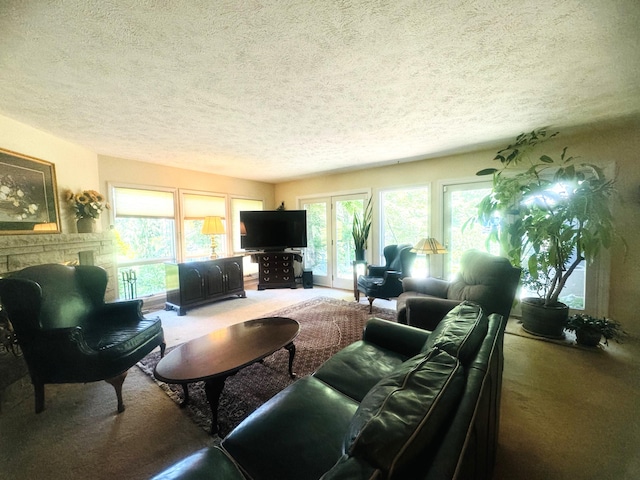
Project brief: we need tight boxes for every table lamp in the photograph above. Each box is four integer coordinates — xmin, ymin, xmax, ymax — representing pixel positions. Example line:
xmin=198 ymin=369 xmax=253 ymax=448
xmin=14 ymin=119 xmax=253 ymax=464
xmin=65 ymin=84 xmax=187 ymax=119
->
xmin=202 ymin=216 xmax=226 ymax=258
xmin=411 ymin=237 xmax=447 ymax=276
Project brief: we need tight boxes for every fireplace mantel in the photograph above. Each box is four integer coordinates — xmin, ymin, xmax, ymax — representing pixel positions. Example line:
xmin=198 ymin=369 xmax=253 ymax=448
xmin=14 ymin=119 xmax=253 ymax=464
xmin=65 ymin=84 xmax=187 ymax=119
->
xmin=0 ymin=232 xmax=117 ymax=301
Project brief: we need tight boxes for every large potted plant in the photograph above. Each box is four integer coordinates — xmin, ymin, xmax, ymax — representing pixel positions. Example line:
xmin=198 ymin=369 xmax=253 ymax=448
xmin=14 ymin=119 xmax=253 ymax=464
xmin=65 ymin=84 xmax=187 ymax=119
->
xmin=473 ymin=129 xmax=617 ymax=338
xmin=352 ymin=197 xmax=373 ymax=261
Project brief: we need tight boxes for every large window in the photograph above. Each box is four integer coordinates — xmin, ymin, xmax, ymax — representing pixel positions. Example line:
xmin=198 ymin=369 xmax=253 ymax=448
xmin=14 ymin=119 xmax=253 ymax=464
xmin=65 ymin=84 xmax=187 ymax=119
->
xmin=231 ymin=197 xmax=263 ymax=276
xmin=182 ymin=193 xmax=226 ymax=260
xmin=112 ymin=187 xmax=176 ymax=298
xmin=380 ymin=186 xmax=430 ymax=275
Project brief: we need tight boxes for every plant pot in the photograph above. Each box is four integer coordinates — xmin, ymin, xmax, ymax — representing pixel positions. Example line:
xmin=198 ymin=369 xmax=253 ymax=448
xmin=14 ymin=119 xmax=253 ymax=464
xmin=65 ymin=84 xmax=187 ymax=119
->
xmin=575 ymin=328 xmax=602 ymax=347
xmin=520 ymin=297 xmax=568 ymax=339
xmin=354 ymin=248 xmax=366 ymax=261
xmin=76 ymin=217 xmax=96 ymax=233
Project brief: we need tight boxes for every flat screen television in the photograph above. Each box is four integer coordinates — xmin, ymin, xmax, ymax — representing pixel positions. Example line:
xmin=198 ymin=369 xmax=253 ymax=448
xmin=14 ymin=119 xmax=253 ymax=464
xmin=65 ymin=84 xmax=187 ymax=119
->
xmin=240 ymin=210 xmax=307 ymax=251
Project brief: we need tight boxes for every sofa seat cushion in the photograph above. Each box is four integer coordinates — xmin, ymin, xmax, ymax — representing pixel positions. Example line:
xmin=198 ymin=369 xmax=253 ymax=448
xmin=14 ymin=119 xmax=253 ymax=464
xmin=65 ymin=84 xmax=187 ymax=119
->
xmin=423 ymin=302 xmax=488 ymax=364
xmin=151 ymin=446 xmax=246 ymax=480
xmin=320 ymin=454 xmax=381 ymax=480
xmin=222 ymin=376 xmax=359 ymax=480
xmin=313 ymin=340 xmax=409 ymax=402
xmin=344 ymin=348 xmax=464 ymax=478
xmin=357 ymin=276 xmax=385 ymax=289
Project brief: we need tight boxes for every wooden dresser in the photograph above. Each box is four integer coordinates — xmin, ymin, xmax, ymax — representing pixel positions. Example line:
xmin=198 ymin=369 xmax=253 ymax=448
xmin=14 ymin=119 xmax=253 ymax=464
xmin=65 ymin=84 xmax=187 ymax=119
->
xmin=255 ymin=252 xmax=299 ymax=290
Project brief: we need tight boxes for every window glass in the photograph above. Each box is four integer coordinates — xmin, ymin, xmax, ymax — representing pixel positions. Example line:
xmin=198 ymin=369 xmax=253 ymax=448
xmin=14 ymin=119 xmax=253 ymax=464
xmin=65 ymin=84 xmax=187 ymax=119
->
xmin=113 ymin=187 xmax=176 ymax=299
xmin=380 ymin=186 xmax=430 ymax=273
xmin=231 ymin=198 xmax=263 ymax=252
xmin=182 ymin=193 xmax=226 ymax=260
xmin=231 ymin=197 xmax=263 ymax=275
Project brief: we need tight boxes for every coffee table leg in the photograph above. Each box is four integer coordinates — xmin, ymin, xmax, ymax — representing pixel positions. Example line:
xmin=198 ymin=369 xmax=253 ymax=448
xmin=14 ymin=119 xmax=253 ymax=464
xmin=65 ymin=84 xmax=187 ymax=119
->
xmin=180 ymin=383 xmax=190 ymax=407
xmin=285 ymin=342 xmax=296 ymax=378
xmin=204 ymin=377 xmax=227 ymax=435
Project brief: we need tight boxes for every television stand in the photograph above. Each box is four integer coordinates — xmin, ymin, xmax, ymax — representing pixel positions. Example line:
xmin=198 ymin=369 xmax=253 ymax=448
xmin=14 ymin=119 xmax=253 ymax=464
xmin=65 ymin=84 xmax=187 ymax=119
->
xmin=255 ymin=251 xmax=300 ymax=290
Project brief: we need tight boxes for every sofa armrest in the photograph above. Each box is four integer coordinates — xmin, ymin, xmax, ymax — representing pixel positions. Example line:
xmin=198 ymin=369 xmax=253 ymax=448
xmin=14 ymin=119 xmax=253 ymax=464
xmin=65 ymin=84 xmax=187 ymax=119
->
xmin=402 ymin=277 xmax=450 ymax=297
xmin=151 ymin=447 xmax=246 ymax=480
xmin=94 ymin=300 xmax=146 ymax=324
xmin=406 ymin=297 xmax=463 ymax=331
xmin=362 ymin=318 xmax=430 ymax=357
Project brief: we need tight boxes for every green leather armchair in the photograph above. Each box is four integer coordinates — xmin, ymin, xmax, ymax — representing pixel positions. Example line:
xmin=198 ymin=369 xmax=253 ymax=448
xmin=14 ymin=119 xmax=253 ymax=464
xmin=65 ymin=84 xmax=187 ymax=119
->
xmin=357 ymin=244 xmax=416 ymax=312
xmin=397 ymin=249 xmax=521 ymax=330
xmin=0 ymin=264 xmax=165 ymax=414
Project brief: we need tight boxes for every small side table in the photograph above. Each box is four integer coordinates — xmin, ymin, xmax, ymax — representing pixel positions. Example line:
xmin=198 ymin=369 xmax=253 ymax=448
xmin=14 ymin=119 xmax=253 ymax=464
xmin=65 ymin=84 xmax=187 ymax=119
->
xmin=352 ymin=260 xmax=368 ymax=301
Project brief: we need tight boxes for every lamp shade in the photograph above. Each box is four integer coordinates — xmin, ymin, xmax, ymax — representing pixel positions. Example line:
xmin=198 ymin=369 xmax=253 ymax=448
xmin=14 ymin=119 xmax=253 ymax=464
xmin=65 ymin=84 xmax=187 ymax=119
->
xmin=411 ymin=237 xmax=447 ymax=255
xmin=202 ymin=216 xmax=225 ymax=235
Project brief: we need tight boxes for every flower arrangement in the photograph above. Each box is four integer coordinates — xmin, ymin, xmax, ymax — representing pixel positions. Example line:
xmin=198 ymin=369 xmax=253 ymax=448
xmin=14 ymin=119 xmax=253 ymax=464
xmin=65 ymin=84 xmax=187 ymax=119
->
xmin=63 ymin=189 xmax=110 ymax=219
xmin=0 ymin=174 xmax=39 ymax=220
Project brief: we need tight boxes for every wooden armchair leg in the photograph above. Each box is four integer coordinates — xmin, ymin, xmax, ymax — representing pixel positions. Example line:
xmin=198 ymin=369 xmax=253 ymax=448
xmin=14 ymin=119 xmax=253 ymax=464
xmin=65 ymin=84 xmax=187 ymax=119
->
xmin=367 ymin=297 xmax=374 ymax=313
xmin=160 ymin=342 xmax=166 ymax=358
xmin=105 ymin=371 xmax=128 ymax=413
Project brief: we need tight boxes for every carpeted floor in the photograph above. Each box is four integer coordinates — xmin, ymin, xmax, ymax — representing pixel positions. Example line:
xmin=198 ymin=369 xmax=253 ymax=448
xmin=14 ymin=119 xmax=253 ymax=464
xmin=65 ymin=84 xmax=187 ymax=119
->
xmin=137 ymin=296 xmax=396 ymax=437
xmin=2 ymin=286 xmax=639 ymax=479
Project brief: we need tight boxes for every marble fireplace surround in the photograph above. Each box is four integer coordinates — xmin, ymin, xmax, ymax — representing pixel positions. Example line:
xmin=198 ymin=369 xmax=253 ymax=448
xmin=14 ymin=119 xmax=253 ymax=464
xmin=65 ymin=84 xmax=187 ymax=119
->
xmin=0 ymin=231 xmax=117 ymax=301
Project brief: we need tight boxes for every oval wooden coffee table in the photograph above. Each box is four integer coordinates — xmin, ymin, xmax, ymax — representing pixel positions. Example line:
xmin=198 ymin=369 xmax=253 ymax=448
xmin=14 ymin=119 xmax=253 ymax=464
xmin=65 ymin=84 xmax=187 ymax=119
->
xmin=154 ymin=316 xmax=299 ymax=434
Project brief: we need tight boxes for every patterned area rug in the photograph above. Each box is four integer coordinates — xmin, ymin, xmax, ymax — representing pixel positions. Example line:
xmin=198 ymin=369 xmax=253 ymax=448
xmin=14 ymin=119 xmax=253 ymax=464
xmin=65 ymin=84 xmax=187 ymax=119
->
xmin=137 ymin=296 xmax=396 ymax=438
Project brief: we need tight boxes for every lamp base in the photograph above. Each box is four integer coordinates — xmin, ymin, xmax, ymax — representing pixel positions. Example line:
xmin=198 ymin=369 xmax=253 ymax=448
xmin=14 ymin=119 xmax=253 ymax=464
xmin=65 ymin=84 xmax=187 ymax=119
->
xmin=209 ymin=236 xmax=218 ymax=259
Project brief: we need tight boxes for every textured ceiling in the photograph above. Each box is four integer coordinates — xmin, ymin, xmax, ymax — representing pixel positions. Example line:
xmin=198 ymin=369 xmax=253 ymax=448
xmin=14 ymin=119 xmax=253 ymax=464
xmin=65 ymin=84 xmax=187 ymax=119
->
xmin=1 ymin=1 xmax=639 ymax=183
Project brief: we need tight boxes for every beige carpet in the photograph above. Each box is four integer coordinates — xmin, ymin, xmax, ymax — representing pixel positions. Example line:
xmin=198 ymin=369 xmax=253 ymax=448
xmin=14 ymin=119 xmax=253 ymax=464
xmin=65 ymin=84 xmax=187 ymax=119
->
xmin=1 ymin=286 xmax=639 ymax=479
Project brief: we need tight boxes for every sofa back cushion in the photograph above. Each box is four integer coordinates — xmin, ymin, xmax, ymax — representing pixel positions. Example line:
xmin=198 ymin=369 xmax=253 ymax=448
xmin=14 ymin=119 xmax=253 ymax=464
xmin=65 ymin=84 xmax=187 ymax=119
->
xmin=343 ymin=348 xmax=464 ymax=478
xmin=422 ymin=301 xmax=488 ymax=365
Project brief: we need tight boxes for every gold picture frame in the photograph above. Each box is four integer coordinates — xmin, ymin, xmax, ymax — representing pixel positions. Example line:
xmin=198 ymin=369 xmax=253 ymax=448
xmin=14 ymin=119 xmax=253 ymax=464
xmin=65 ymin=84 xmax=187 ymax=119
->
xmin=0 ymin=148 xmax=61 ymax=234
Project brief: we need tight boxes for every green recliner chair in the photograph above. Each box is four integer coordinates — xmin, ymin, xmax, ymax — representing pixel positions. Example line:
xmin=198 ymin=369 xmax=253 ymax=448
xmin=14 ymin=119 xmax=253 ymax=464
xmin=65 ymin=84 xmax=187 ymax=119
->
xmin=397 ymin=249 xmax=521 ymax=330
xmin=0 ymin=264 xmax=165 ymax=414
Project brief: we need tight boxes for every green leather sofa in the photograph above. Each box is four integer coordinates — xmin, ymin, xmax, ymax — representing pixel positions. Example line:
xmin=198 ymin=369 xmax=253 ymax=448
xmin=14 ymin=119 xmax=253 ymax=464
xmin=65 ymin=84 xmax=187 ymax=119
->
xmin=152 ymin=301 xmax=505 ymax=480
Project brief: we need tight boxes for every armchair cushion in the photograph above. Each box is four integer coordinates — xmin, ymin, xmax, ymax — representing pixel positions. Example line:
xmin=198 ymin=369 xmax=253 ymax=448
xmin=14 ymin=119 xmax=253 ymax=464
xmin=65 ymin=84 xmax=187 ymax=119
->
xmin=422 ymin=301 xmax=488 ymax=365
xmin=344 ymin=348 xmax=464 ymax=477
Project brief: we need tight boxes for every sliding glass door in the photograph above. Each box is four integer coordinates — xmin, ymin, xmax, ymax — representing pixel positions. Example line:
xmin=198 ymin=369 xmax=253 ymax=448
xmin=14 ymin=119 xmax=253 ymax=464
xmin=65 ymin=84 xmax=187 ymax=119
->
xmin=302 ymin=193 xmax=368 ymax=290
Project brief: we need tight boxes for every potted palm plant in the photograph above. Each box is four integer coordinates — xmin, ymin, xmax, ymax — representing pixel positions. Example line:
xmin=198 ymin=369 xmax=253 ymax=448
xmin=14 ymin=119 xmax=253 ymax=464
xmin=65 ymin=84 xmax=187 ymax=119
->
xmin=352 ymin=197 xmax=373 ymax=261
xmin=472 ymin=129 xmax=618 ymax=338
xmin=566 ymin=313 xmax=625 ymax=347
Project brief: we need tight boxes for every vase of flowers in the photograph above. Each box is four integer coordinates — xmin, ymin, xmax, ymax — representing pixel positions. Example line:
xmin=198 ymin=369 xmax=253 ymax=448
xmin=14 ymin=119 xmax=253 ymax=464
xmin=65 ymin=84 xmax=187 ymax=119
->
xmin=63 ymin=189 xmax=109 ymax=233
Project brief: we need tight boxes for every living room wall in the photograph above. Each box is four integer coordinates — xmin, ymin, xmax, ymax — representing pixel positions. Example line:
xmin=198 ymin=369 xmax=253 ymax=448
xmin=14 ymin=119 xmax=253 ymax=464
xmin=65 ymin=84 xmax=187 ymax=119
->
xmin=275 ymin=118 xmax=640 ymax=337
xmin=0 ymin=114 xmax=100 ymax=233
xmin=97 ymin=154 xmax=275 ymax=220
xmin=2 ymin=112 xmax=638 ymax=336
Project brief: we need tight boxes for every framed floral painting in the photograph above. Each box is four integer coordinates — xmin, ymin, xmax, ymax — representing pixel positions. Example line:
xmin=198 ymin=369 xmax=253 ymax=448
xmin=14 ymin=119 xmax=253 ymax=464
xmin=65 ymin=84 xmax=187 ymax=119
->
xmin=0 ymin=148 xmax=61 ymax=234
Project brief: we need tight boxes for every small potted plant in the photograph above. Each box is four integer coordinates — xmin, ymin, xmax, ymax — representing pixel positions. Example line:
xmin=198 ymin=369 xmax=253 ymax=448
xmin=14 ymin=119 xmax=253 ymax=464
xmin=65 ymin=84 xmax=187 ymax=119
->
xmin=566 ymin=313 xmax=625 ymax=347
